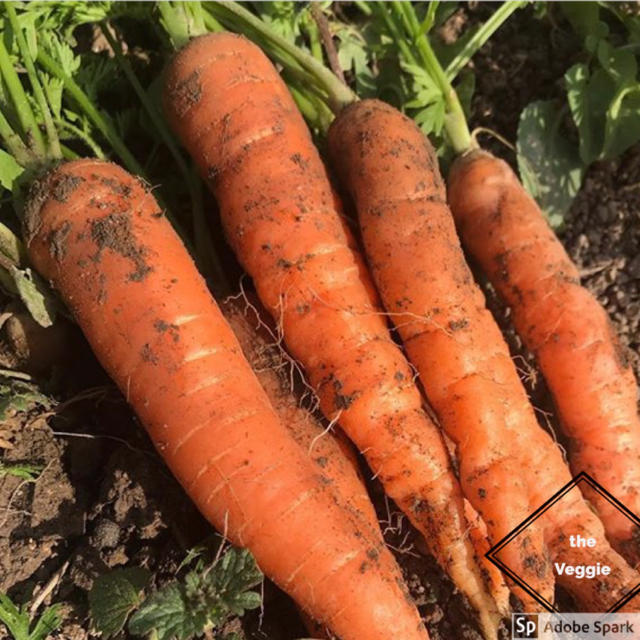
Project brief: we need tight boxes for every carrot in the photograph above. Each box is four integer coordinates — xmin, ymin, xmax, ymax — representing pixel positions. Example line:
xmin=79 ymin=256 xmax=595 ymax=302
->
xmin=221 ymin=294 xmax=380 ymax=541
xmin=448 ymin=149 xmax=640 ymax=566
xmin=327 ymin=98 xmax=640 ymax=613
xmin=222 ymin=294 xmax=384 ymax=638
xmin=164 ymin=32 xmax=502 ymax=637
xmin=464 ymin=499 xmax=510 ymax=616
xmin=24 ymin=159 xmax=430 ymax=640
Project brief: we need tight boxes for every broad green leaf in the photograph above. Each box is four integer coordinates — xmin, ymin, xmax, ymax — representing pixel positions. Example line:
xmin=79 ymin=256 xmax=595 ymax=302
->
xmin=597 ymin=40 xmax=637 ymax=86
xmin=565 ymin=63 xmax=617 ymax=163
xmin=128 ymin=582 xmax=207 ymax=640
xmin=10 ymin=267 xmax=56 ymax=328
xmin=0 ymin=149 xmax=24 ymax=193
xmin=600 ymin=2 xmax=640 ymax=43
xmin=89 ymin=567 xmax=151 ymax=637
xmin=129 ymin=548 xmax=261 ymax=640
xmin=517 ymin=100 xmax=585 ymax=227
xmin=602 ymin=86 xmax=640 ymax=159
xmin=560 ymin=2 xmax=608 ymax=41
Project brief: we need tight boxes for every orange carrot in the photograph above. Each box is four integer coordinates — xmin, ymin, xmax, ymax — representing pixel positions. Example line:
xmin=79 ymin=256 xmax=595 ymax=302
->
xmin=222 ymin=294 xmax=383 ymax=638
xmin=328 ymin=98 xmax=640 ymax=613
xmin=464 ymin=499 xmax=510 ymax=616
xmin=448 ymin=149 xmax=640 ymax=567
xmin=164 ymin=33 xmax=501 ymax=636
xmin=24 ymin=159 xmax=429 ymax=640
xmin=221 ymin=294 xmax=380 ymax=541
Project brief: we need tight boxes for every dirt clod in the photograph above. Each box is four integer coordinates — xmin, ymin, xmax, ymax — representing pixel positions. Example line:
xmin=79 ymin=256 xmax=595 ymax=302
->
xmin=91 ymin=212 xmax=152 ymax=282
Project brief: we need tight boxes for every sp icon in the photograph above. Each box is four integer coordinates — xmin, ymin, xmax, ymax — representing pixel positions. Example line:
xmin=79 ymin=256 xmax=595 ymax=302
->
xmin=512 ymin=613 xmax=538 ymax=639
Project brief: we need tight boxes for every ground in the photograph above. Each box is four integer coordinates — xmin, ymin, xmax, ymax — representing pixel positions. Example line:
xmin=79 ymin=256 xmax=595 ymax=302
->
xmin=1 ymin=4 xmax=639 ymax=640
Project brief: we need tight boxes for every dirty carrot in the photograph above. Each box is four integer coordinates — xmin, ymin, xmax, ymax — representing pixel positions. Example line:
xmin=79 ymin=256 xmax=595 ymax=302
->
xmin=221 ymin=294 xmax=380 ymax=541
xmin=328 ymin=98 xmax=640 ymax=613
xmin=164 ymin=32 xmax=501 ymax=637
xmin=222 ymin=293 xmax=382 ymax=638
xmin=24 ymin=159 xmax=429 ymax=640
xmin=448 ymin=150 xmax=640 ymax=567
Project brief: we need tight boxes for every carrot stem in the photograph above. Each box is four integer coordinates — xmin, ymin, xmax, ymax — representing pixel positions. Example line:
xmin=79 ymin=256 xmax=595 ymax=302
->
xmin=36 ymin=49 xmax=145 ymax=178
xmin=393 ymin=2 xmax=472 ymax=154
xmin=0 ymin=108 xmax=32 ymax=167
xmin=205 ymin=1 xmax=357 ymax=112
xmin=157 ymin=1 xmax=210 ymax=48
xmin=55 ymin=119 xmax=105 ymax=160
xmin=0 ymin=25 xmax=46 ymax=158
xmin=444 ymin=1 xmax=526 ymax=81
xmin=102 ymin=20 xmax=227 ymax=289
xmin=5 ymin=3 xmax=61 ymax=161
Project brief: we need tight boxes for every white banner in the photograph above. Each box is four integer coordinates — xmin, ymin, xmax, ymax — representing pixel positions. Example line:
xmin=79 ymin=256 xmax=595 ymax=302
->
xmin=512 ymin=613 xmax=640 ymax=639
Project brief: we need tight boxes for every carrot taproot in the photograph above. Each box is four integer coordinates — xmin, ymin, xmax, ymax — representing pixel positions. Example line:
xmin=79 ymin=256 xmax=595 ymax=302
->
xmin=448 ymin=149 xmax=640 ymax=566
xmin=24 ymin=159 xmax=430 ymax=640
xmin=463 ymin=499 xmax=510 ymax=616
xmin=222 ymin=294 xmax=383 ymax=638
xmin=221 ymin=294 xmax=380 ymax=540
xmin=327 ymin=98 xmax=640 ymax=612
xmin=164 ymin=32 xmax=502 ymax=636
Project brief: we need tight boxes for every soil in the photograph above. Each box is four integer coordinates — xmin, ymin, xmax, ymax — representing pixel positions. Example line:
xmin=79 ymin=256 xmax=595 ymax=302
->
xmin=2 ymin=4 xmax=640 ymax=640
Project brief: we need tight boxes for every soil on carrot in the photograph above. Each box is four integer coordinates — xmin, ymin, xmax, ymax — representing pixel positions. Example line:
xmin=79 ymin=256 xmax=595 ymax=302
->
xmin=2 ymin=5 xmax=639 ymax=640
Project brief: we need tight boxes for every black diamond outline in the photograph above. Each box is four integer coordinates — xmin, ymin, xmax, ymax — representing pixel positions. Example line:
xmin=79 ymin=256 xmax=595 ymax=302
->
xmin=485 ymin=471 xmax=640 ymax=612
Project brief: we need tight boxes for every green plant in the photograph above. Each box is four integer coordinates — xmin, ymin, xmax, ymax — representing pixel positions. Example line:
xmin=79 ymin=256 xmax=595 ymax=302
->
xmin=516 ymin=1 xmax=640 ymax=225
xmin=0 ymin=379 xmax=52 ymax=419
xmin=0 ymin=462 xmax=43 ymax=481
xmin=0 ymin=593 xmax=62 ymax=640
xmin=89 ymin=546 xmax=263 ymax=640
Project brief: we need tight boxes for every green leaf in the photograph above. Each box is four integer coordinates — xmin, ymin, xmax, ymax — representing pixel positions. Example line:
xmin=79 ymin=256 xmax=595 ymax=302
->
xmin=0 ymin=592 xmax=62 ymax=640
xmin=0 ymin=592 xmax=30 ymax=640
xmin=0 ymin=380 xmax=52 ymax=419
xmin=255 ymin=1 xmax=306 ymax=44
xmin=335 ymin=25 xmax=375 ymax=97
xmin=597 ymin=40 xmax=637 ymax=85
xmin=0 ymin=222 xmax=24 ymax=266
xmin=29 ymin=605 xmax=62 ymax=640
xmin=602 ymin=85 xmax=640 ymax=160
xmin=89 ymin=567 xmax=151 ymax=638
xmin=566 ymin=63 xmax=592 ymax=164
xmin=560 ymin=2 xmax=608 ymax=41
xmin=129 ymin=548 xmax=261 ymax=640
xmin=0 ymin=149 xmax=24 ymax=192
xmin=0 ymin=462 xmax=44 ymax=481
xmin=414 ymin=100 xmax=446 ymax=136
xmin=10 ymin=267 xmax=56 ymax=328
xmin=128 ymin=582 xmax=206 ymax=640
xmin=517 ymin=100 xmax=586 ymax=228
